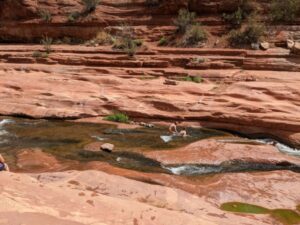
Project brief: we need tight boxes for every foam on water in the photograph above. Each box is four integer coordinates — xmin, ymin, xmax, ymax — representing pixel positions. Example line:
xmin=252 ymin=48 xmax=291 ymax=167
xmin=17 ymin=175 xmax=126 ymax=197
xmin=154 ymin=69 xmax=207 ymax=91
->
xmin=164 ymin=165 xmax=222 ymax=175
xmin=256 ymin=139 xmax=300 ymax=157
xmin=160 ymin=135 xmax=173 ymax=143
xmin=91 ymin=135 xmax=106 ymax=141
xmin=0 ymin=119 xmax=14 ymax=126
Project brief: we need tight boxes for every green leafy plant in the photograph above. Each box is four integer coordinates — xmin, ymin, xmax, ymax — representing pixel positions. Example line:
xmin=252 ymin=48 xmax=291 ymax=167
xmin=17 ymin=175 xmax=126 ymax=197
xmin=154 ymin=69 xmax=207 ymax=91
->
xmin=223 ymin=7 xmax=244 ymax=28
xmin=68 ymin=11 xmax=81 ymax=22
xmin=124 ymin=38 xmax=137 ymax=57
xmin=228 ymin=19 xmax=265 ymax=46
xmin=112 ymin=24 xmax=139 ymax=57
xmin=39 ymin=9 xmax=52 ymax=22
xmin=82 ymin=0 xmax=100 ymax=14
xmin=174 ymin=9 xmax=196 ymax=33
xmin=104 ymin=113 xmax=129 ymax=123
xmin=270 ymin=0 xmax=300 ymax=22
xmin=223 ymin=0 xmax=255 ymax=28
xmin=158 ymin=36 xmax=168 ymax=46
xmin=41 ymin=36 xmax=53 ymax=54
xmin=32 ymin=51 xmax=48 ymax=58
xmin=184 ymin=75 xmax=203 ymax=83
xmin=182 ymin=24 xmax=207 ymax=46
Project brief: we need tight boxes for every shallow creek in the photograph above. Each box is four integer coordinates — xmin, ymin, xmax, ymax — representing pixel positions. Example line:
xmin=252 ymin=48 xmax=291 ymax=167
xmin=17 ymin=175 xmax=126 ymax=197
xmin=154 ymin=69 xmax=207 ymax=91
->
xmin=0 ymin=117 xmax=299 ymax=175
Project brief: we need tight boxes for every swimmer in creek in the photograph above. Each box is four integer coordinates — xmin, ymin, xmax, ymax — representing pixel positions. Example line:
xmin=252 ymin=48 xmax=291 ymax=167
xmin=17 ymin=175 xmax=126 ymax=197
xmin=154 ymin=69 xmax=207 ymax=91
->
xmin=0 ymin=154 xmax=9 ymax=172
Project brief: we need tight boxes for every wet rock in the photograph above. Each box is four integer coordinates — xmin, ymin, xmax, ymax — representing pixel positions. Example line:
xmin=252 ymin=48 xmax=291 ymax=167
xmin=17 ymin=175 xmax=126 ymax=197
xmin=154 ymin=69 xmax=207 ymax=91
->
xmin=291 ymin=42 xmax=300 ymax=55
xmin=145 ymin=139 xmax=300 ymax=165
xmin=287 ymin=39 xmax=295 ymax=49
xmin=16 ymin=148 xmax=62 ymax=172
xmin=251 ymin=43 xmax=260 ymax=50
xmin=139 ymin=122 xmax=155 ymax=128
xmin=100 ymin=143 xmax=114 ymax=153
xmin=84 ymin=142 xmax=103 ymax=152
xmin=164 ymin=79 xmax=178 ymax=86
xmin=260 ymin=42 xmax=269 ymax=50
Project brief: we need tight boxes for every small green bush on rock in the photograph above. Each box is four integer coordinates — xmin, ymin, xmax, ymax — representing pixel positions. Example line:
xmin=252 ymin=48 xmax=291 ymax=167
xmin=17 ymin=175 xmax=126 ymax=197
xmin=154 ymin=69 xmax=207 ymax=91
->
xmin=105 ymin=113 xmax=129 ymax=123
xmin=270 ymin=0 xmax=300 ymax=22
xmin=82 ymin=0 xmax=100 ymax=14
xmin=182 ymin=24 xmax=207 ymax=46
xmin=174 ymin=9 xmax=196 ymax=33
xmin=39 ymin=9 xmax=52 ymax=22
xmin=158 ymin=36 xmax=168 ymax=46
xmin=184 ymin=75 xmax=203 ymax=83
xmin=228 ymin=19 xmax=265 ymax=47
xmin=41 ymin=36 xmax=53 ymax=54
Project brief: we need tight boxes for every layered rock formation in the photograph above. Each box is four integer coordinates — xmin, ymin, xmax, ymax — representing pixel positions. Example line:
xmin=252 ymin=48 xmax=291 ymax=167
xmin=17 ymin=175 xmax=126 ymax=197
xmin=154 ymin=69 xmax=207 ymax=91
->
xmin=1 ymin=169 xmax=300 ymax=225
xmin=0 ymin=1 xmax=300 ymax=224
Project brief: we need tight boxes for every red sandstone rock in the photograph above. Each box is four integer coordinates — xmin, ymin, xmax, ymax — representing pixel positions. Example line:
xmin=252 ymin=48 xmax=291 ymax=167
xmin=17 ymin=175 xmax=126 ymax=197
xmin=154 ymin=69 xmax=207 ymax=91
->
xmin=145 ymin=139 xmax=300 ymax=165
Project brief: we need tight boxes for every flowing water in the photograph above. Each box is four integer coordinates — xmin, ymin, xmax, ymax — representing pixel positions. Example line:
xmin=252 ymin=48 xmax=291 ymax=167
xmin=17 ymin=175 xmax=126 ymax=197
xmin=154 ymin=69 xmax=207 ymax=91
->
xmin=0 ymin=117 xmax=228 ymax=172
xmin=0 ymin=117 xmax=299 ymax=175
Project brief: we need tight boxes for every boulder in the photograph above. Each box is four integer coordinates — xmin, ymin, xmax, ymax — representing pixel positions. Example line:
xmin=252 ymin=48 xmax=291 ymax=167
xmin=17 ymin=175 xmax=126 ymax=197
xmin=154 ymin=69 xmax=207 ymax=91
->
xmin=291 ymin=42 xmax=300 ymax=55
xmin=100 ymin=143 xmax=114 ymax=153
xmin=260 ymin=42 xmax=270 ymax=50
xmin=287 ymin=39 xmax=295 ymax=49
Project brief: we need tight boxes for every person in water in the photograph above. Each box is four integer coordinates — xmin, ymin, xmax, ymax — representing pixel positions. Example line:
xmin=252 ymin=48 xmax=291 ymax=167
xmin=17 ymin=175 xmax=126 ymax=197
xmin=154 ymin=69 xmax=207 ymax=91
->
xmin=0 ymin=154 xmax=9 ymax=172
xmin=179 ymin=127 xmax=188 ymax=137
xmin=169 ymin=122 xmax=178 ymax=135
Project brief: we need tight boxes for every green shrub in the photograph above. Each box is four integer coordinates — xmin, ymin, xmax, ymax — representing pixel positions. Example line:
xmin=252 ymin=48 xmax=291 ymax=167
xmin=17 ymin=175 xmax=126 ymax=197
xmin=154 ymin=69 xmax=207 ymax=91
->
xmin=68 ymin=11 xmax=81 ymax=22
xmin=191 ymin=57 xmax=206 ymax=63
xmin=270 ymin=0 xmax=300 ymax=22
xmin=223 ymin=7 xmax=244 ymax=28
xmin=32 ymin=51 xmax=48 ymax=58
xmin=182 ymin=24 xmax=207 ymax=46
xmin=158 ymin=36 xmax=168 ymax=46
xmin=184 ymin=75 xmax=203 ymax=83
xmin=112 ymin=24 xmax=139 ymax=57
xmin=104 ymin=113 xmax=129 ymax=123
xmin=39 ymin=9 xmax=52 ymax=22
xmin=82 ymin=0 xmax=100 ymax=13
xmin=145 ymin=0 xmax=161 ymax=7
xmin=223 ymin=0 xmax=255 ymax=28
xmin=228 ymin=20 xmax=265 ymax=46
xmin=174 ymin=9 xmax=196 ymax=33
xmin=41 ymin=36 xmax=53 ymax=54
xmin=124 ymin=38 xmax=137 ymax=57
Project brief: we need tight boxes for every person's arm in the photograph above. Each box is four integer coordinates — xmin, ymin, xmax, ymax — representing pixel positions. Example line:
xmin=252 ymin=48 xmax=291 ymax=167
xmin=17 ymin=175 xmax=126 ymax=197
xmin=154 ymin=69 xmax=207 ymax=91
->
xmin=4 ymin=163 xmax=9 ymax=172
xmin=0 ymin=154 xmax=4 ymax=163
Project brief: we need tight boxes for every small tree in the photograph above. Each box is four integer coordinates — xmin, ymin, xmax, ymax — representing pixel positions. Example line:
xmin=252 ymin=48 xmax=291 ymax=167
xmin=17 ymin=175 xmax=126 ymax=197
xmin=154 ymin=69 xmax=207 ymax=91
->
xmin=82 ymin=0 xmax=100 ymax=14
xmin=183 ymin=24 xmax=207 ymax=46
xmin=39 ymin=9 xmax=52 ymax=22
xmin=270 ymin=0 xmax=300 ymax=22
xmin=174 ymin=9 xmax=196 ymax=33
xmin=112 ymin=24 xmax=139 ymax=57
xmin=41 ymin=36 xmax=53 ymax=54
xmin=228 ymin=19 xmax=265 ymax=47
